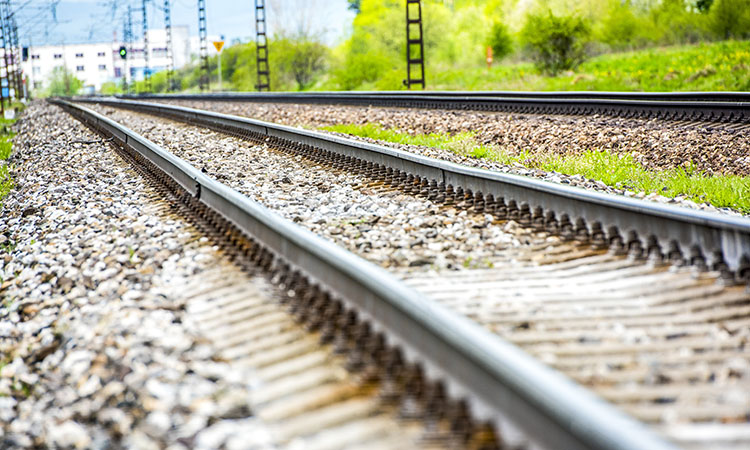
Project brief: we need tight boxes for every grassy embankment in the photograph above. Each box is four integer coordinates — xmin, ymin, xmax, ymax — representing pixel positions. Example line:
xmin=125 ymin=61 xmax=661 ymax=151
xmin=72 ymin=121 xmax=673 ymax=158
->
xmin=430 ymin=40 xmax=750 ymax=91
xmin=321 ymin=123 xmax=750 ymax=214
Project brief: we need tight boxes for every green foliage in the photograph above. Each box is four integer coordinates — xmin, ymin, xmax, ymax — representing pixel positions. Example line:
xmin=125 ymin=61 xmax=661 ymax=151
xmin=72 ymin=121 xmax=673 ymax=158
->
xmin=0 ymin=164 xmax=11 ymax=207
xmin=273 ymin=38 xmax=330 ymax=90
xmin=430 ymin=40 xmax=750 ymax=92
xmin=348 ymin=0 xmax=361 ymax=14
xmin=487 ymin=22 xmax=513 ymax=60
xmin=520 ymin=10 xmax=592 ymax=75
xmin=100 ymin=81 xmax=122 ymax=95
xmin=0 ymin=138 xmax=11 ymax=160
xmin=709 ymin=0 xmax=750 ymax=39
xmin=325 ymin=123 xmax=750 ymax=213
xmin=45 ymin=66 xmax=83 ymax=97
xmin=597 ymin=2 xmax=653 ymax=50
xmin=697 ymin=0 xmax=715 ymax=12
xmin=0 ymin=121 xmax=13 ymax=208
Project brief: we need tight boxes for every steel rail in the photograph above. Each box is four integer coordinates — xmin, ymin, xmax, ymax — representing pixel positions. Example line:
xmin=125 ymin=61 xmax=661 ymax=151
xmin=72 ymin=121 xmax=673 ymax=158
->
xmin=78 ymin=97 xmax=750 ymax=278
xmin=51 ymin=97 xmax=677 ymax=450
xmin=117 ymin=91 xmax=750 ymax=123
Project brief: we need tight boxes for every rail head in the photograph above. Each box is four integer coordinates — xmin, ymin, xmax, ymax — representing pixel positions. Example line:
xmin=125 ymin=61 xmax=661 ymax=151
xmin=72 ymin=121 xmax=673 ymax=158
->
xmin=53 ymin=97 xmax=676 ymax=450
xmin=80 ymin=97 xmax=750 ymax=278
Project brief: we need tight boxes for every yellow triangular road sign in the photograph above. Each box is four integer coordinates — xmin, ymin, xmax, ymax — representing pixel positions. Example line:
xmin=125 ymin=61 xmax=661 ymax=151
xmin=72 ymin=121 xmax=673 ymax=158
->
xmin=213 ymin=41 xmax=225 ymax=52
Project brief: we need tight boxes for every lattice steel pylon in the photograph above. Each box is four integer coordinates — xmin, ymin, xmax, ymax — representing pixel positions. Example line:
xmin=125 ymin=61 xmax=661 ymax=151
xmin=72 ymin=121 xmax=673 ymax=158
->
xmin=0 ymin=0 xmax=16 ymax=101
xmin=404 ymin=0 xmax=425 ymax=90
xmin=10 ymin=15 xmax=21 ymax=100
xmin=164 ymin=0 xmax=175 ymax=92
xmin=124 ymin=6 xmax=134 ymax=94
xmin=254 ymin=0 xmax=269 ymax=91
xmin=142 ymin=0 xmax=151 ymax=92
xmin=0 ymin=4 xmax=6 ymax=113
xmin=198 ymin=0 xmax=209 ymax=91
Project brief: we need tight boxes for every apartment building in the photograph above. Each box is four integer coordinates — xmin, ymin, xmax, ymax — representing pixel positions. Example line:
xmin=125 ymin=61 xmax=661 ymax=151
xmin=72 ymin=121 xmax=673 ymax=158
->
xmin=21 ymin=26 xmax=214 ymax=93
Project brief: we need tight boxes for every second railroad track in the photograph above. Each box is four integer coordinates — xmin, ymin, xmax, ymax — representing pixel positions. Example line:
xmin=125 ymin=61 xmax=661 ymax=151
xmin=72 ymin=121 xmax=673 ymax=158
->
xmin=61 ymin=97 xmax=750 ymax=449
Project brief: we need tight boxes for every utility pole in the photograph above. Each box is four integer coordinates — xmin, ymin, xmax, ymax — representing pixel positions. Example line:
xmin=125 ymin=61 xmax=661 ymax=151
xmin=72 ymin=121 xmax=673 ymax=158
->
xmin=10 ymin=15 xmax=21 ymax=100
xmin=254 ymin=0 xmax=269 ymax=91
xmin=198 ymin=0 xmax=209 ymax=91
xmin=0 ymin=1 xmax=11 ymax=106
xmin=164 ymin=0 xmax=175 ymax=92
xmin=124 ymin=6 xmax=133 ymax=94
xmin=142 ymin=0 xmax=150 ymax=92
xmin=0 ymin=4 xmax=6 ymax=114
xmin=404 ymin=0 xmax=425 ymax=90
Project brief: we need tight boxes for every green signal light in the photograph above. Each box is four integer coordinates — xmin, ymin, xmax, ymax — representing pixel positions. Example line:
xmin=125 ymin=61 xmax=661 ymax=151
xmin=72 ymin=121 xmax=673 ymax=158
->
xmin=119 ymin=46 xmax=127 ymax=59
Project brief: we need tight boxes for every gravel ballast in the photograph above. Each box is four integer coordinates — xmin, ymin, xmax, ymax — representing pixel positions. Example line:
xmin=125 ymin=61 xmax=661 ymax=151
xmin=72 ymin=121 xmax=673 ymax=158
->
xmin=156 ymin=100 xmax=750 ymax=177
xmin=142 ymin=99 xmax=748 ymax=217
xmin=0 ymin=102 xmax=269 ymax=448
xmin=87 ymin=104 xmax=535 ymax=273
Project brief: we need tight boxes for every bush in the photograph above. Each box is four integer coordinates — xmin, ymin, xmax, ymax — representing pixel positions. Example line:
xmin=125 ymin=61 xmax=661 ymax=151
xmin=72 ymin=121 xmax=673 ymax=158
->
xmin=598 ymin=2 xmax=655 ymax=50
xmin=520 ymin=10 xmax=591 ymax=75
xmin=487 ymin=22 xmax=513 ymax=60
xmin=45 ymin=66 xmax=83 ymax=97
xmin=274 ymin=38 xmax=329 ymax=90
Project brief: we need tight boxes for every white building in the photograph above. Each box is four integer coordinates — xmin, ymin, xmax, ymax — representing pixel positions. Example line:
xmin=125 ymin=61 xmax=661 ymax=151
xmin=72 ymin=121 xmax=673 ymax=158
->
xmin=21 ymin=26 xmax=219 ymax=93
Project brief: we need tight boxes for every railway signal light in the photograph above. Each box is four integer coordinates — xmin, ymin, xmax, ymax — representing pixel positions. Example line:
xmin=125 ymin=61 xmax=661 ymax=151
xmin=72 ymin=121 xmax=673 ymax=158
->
xmin=119 ymin=46 xmax=127 ymax=59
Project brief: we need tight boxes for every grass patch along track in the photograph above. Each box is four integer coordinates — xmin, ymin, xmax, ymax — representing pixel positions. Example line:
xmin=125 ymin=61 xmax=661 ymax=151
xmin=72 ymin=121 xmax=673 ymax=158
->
xmin=321 ymin=123 xmax=749 ymax=214
xmin=0 ymin=118 xmax=15 ymax=207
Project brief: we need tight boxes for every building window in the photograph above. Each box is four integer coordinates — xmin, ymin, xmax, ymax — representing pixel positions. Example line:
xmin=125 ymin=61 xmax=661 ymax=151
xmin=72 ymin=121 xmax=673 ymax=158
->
xmin=130 ymin=67 xmax=136 ymax=76
xmin=97 ymin=51 xmax=106 ymax=57
xmin=98 ymin=64 xmax=107 ymax=71
xmin=114 ymin=67 xmax=121 ymax=78
xmin=33 ymin=81 xmax=42 ymax=89
xmin=76 ymin=65 xmax=84 ymax=72
xmin=31 ymin=54 xmax=40 ymax=60
xmin=75 ymin=53 xmax=83 ymax=58
xmin=53 ymin=53 xmax=62 ymax=59
xmin=32 ymin=67 xmax=41 ymax=75
xmin=152 ymin=47 xmax=168 ymax=57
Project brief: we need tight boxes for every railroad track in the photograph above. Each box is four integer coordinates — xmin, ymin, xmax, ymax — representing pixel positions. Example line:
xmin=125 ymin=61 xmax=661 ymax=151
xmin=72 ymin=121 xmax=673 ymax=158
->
xmin=119 ymin=91 xmax=750 ymax=126
xmin=57 ymin=98 xmax=750 ymax=448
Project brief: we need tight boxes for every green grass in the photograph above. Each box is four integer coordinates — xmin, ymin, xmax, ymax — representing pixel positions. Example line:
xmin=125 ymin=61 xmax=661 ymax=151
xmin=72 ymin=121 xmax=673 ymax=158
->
xmin=322 ymin=123 xmax=750 ymax=214
xmin=0 ymin=118 xmax=14 ymax=208
xmin=322 ymin=123 xmax=497 ymax=159
xmin=0 ymin=165 xmax=10 ymax=206
xmin=429 ymin=40 xmax=750 ymax=92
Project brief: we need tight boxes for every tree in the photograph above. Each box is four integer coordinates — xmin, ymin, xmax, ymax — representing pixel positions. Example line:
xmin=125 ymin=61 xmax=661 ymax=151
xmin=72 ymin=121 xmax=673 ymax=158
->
xmin=348 ymin=0 xmax=361 ymax=14
xmin=520 ymin=10 xmax=591 ymax=75
xmin=46 ymin=66 xmax=83 ymax=97
xmin=709 ymin=0 xmax=750 ymax=39
xmin=696 ymin=0 xmax=714 ymax=12
xmin=487 ymin=22 xmax=513 ymax=61
xmin=274 ymin=38 xmax=329 ymax=90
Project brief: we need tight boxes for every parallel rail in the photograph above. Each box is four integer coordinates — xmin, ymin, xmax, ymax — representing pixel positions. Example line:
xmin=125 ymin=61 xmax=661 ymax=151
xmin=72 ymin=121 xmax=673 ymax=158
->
xmin=79 ymin=97 xmax=750 ymax=280
xmin=119 ymin=91 xmax=750 ymax=124
xmin=51 ymin=99 xmax=675 ymax=449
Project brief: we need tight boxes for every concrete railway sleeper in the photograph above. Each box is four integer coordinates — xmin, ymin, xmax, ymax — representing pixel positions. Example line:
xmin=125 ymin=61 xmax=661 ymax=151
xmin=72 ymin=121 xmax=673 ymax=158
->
xmin=50 ymin=100 xmax=677 ymax=449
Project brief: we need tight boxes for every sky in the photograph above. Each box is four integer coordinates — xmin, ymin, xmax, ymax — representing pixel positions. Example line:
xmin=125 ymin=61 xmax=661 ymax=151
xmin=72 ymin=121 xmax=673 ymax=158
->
xmin=16 ymin=0 xmax=356 ymax=47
